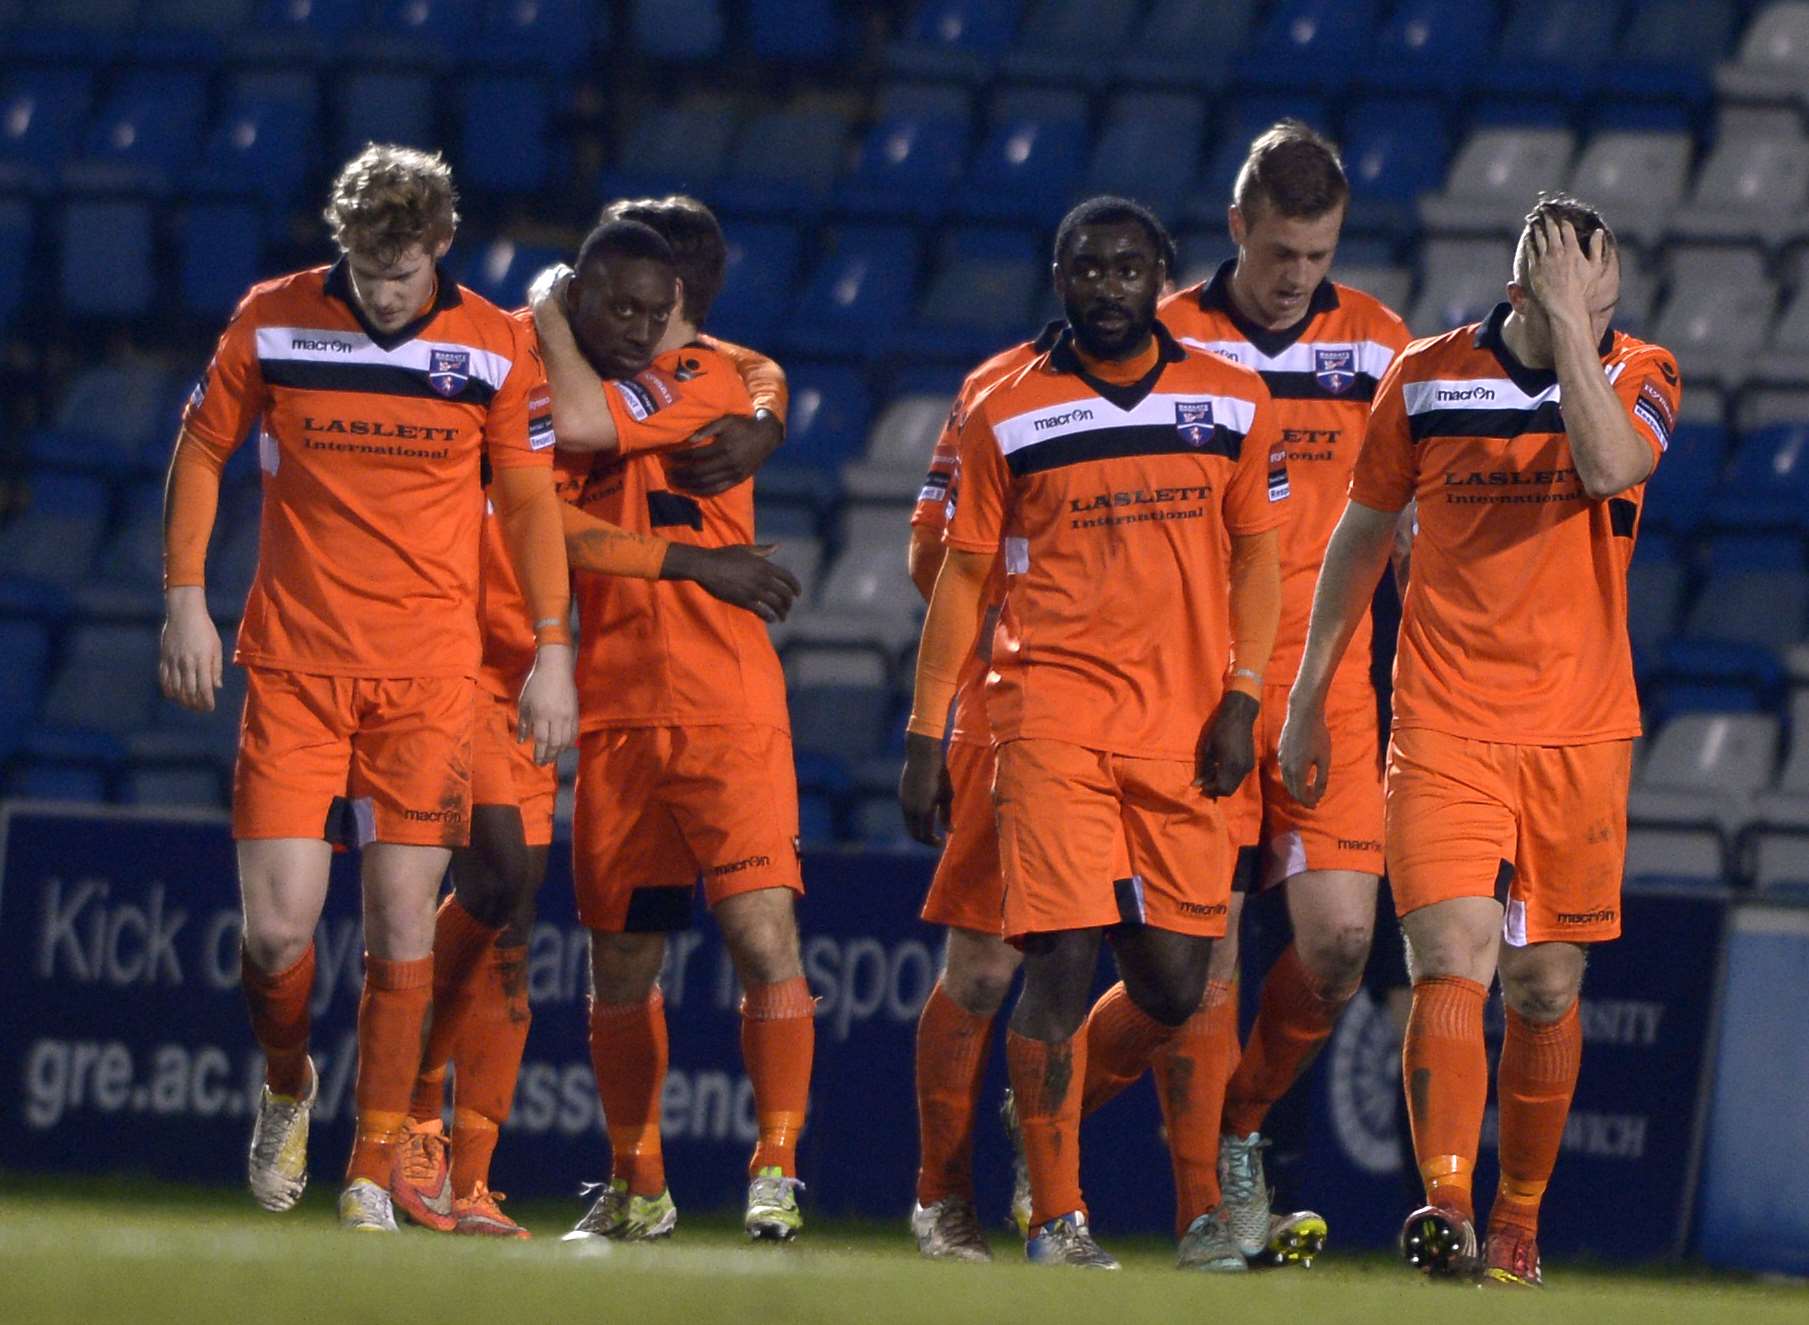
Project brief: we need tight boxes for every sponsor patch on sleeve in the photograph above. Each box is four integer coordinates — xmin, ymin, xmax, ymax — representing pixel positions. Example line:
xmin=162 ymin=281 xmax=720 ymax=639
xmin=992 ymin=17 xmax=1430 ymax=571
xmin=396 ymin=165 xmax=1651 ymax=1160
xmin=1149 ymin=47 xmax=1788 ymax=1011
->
xmin=185 ymin=377 xmax=207 ymax=414
xmin=917 ymin=465 xmax=952 ymax=505
xmin=1633 ymin=381 xmax=1673 ymax=450
xmin=611 ymin=378 xmax=657 ymax=422
xmin=1267 ymin=446 xmax=1291 ymax=502
xmin=637 ymin=367 xmax=679 ymax=410
xmin=528 ymin=412 xmax=556 ymax=451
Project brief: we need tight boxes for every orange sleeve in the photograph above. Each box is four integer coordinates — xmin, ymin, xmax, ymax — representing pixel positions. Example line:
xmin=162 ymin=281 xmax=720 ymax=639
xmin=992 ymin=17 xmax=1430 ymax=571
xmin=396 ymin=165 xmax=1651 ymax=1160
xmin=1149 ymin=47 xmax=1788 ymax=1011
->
xmin=1226 ymin=528 xmax=1281 ymax=699
xmin=1224 ymin=385 xmax=1289 ymax=535
xmin=488 ymin=316 xmax=557 ymax=471
xmin=559 ymin=501 xmax=670 ymax=580
xmin=1615 ymin=349 xmax=1682 ymax=471
xmin=908 ymin=520 xmax=943 ymax=603
xmin=701 ymin=334 xmax=788 ymax=422
xmin=164 ymin=304 xmax=264 ymax=588
xmin=944 ymin=406 xmax=1007 ymax=554
xmin=603 ymin=354 xmax=755 ymax=456
xmin=490 ymin=464 xmax=572 ymax=646
xmin=906 ymin=547 xmax=990 ymax=740
xmin=911 ymin=392 xmax=965 ymax=534
xmin=1349 ymin=355 xmax=1418 ymax=512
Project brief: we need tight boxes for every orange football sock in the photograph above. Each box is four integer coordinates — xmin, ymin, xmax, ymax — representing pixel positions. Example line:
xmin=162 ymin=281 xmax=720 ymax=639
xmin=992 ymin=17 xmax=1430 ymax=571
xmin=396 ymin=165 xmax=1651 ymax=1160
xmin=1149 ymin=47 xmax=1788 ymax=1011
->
xmin=242 ymin=943 xmax=315 ymax=1098
xmin=589 ymin=989 xmax=669 ymax=1196
xmin=1222 ymin=943 xmax=1351 ymax=1137
xmin=345 ymin=954 xmax=434 ymax=1185
xmin=1080 ymin=981 xmax=1183 ymax=1116
xmin=409 ymin=896 xmax=501 ymax=1122
xmin=1152 ymin=979 xmax=1238 ymax=1235
xmin=449 ymin=942 xmax=531 ymax=1198
xmin=1402 ymin=976 xmax=1490 ymax=1222
xmin=1006 ymin=1029 xmax=1087 ymax=1227
xmin=914 ymin=980 xmax=996 ymax=1206
xmin=741 ymin=977 xmax=815 ymax=1177
xmin=1492 ymin=1001 xmax=1581 ymax=1237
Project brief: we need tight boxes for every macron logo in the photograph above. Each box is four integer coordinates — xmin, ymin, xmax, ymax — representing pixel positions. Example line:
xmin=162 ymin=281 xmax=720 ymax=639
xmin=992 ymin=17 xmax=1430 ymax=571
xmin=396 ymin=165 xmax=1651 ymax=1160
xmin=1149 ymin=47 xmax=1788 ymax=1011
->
xmin=1436 ymin=385 xmax=1496 ymax=403
xmin=291 ymin=336 xmax=355 ymax=353
xmin=1034 ymin=407 xmax=1095 ymax=432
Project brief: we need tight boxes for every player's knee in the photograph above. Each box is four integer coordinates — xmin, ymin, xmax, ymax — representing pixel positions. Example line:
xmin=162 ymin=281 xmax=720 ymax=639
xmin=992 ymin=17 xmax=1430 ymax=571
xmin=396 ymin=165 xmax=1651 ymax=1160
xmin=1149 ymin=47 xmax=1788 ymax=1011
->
xmin=1299 ymin=924 xmax=1373 ymax=1001
xmin=943 ymin=958 xmax=1015 ymax=1016
xmin=1404 ymin=926 xmax=1493 ymax=984
xmin=1130 ymin=977 xmax=1206 ymax=1029
xmin=242 ymin=927 xmax=311 ymax=977
xmin=589 ymin=931 xmax=664 ymax=1004
xmin=1501 ymin=971 xmax=1580 ymax=1023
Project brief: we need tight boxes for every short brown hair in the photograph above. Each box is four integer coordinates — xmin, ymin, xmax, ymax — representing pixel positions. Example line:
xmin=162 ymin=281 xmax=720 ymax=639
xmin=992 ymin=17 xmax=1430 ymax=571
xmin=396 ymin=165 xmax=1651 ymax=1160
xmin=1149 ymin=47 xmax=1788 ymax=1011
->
xmin=1232 ymin=120 xmax=1349 ymax=222
xmin=323 ymin=143 xmax=459 ymax=264
xmin=1514 ymin=190 xmax=1616 ymax=282
xmin=599 ymin=195 xmax=727 ymax=325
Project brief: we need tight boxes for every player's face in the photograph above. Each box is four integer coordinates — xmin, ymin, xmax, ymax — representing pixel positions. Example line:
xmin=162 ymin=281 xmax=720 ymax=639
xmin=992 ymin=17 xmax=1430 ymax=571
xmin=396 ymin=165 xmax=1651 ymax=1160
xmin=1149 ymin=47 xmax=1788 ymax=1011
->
xmin=344 ymin=237 xmax=451 ymax=334
xmin=566 ymin=255 xmax=677 ymax=379
xmin=1228 ymin=203 xmax=1344 ymax=330
xmin=1056 ymin=222 xmax=1164 ymax=360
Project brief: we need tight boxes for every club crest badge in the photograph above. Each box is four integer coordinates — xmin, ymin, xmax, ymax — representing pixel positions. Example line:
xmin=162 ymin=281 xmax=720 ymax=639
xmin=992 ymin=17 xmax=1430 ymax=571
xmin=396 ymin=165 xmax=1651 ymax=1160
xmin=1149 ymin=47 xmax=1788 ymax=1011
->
xmin=1314 ymin=346 xmax=1356 ymax=395
xmin=428 ymin=348 xmax=471 ymax=398
xmin=1175 ymin=400 xmax=1214 ymax=448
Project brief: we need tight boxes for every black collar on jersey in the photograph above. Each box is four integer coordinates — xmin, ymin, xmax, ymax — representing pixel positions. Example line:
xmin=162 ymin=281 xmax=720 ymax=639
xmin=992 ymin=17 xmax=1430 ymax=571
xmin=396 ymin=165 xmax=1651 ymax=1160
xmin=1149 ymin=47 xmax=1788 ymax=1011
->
xmin=1029 ymin=318 xmax=1064 ymax=353
xmin=1047 ymin=320 xmax=1187 ymax=412
xmin=1197 ymin=259 xmax=1339 ymax=358
xmin=323 ymin=257 xmax=463 ymax=352
xmin=1473 ymin=302 xmax=1616 ymax=396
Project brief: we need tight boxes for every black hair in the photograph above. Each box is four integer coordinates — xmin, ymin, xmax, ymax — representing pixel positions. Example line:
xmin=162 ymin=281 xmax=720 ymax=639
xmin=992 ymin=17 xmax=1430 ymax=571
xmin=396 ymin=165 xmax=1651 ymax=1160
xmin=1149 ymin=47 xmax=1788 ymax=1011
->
xmin=574 ymin=218 xmax=674 ymax=276
xmin=1053 ymin=195 xmax=1172 ymax=268
xmin=599 ymin=195 xmax=727 ymax=324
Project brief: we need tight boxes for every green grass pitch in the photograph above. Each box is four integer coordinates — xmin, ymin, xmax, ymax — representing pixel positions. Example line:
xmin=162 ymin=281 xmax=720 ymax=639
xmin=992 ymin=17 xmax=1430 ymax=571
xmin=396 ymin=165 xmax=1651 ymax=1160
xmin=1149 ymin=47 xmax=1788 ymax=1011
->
xmin=2 ymin=1176 xmax=1804 ymax=1324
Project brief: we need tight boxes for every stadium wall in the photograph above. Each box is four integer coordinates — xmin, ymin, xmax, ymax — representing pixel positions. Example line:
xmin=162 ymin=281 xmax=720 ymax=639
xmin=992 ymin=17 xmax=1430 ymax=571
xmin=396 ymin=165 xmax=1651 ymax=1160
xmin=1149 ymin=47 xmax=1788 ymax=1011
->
xmin=0 ymin=801 xmax=1795 ymax=1268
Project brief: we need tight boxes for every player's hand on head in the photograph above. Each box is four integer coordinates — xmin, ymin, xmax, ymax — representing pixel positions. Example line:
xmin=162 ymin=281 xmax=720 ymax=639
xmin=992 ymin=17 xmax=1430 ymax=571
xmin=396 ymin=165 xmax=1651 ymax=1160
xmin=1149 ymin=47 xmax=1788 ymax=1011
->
xmin=1278 ymin=701 xmax=1333 ymax=808
xmin=1194 ymin=690 xmax=1260 ymax=798
xmin=518 ymin=643 xmax=578 ymax=765
xmin=1526 ymin=217 xmax=1596 ymax=321
xmin=899 ymin=732 xmax=950 ymax=847
xmin=527 ymin=263 xmax=574 ymax=316
xmin=158 ymin=590 xmax=224 ymax=713
xmin=679 ymin=543 xmax=802 ymax=623
xmin=667 ymin=413 xmax=783 ymax=497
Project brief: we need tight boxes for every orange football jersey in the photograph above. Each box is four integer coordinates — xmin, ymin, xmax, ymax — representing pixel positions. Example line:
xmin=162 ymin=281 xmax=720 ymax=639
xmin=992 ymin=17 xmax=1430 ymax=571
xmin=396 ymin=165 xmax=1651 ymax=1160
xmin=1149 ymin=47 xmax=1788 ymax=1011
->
xmin=1160 ymin=264 xmax=1410 ymax=691
xmin=948 ymin=323 xmax=1288 ymax=760
xmin=181 ymin=262 xmax=551 ymax=679
xmin=1350 ymin=302 xmax=1680 ymax=744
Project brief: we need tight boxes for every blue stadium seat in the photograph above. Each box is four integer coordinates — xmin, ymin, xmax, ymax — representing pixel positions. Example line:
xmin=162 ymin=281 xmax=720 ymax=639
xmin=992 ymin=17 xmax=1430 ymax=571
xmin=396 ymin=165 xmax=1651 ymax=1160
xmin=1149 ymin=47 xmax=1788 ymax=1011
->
xmin=142 ymin=0 xmax=253 ymax=36
xmin=60 ymin=199 xmax=154 ymax=319
xmin=455 ymin=236 xmax=564 ymax=310
xmin=1187 ymin=95 xmax=1332 ymax=224
xmin=711 ymin=109 xmax=849 ymax=216
xmin=1001 ymin=0 xmax=1142 ymax=85
xmin=244 ymin=0 xmax=365 ymax=48
xmin=179 ymin=201 xmax=262 ymax=319
xmin=750 ymin=0 xmax=843 ymax=61
xmin=768 ymin=364 xmax=872 ymax=472
xmin=120 ymin=763 xmax=224 ymax=807
xmin=1683 ymin=536 xmax=1808 ymax=653
xmin=1342 ymin=97 xmax=1451 ymax=232
xmin=1482 ymin=0 xmax=1621 ymax=101
xmin=1360 ymin=0 xmax=1498 ymax=95
xmin=362 ymin=0 xmax=480 ymax=59
xmin=1628 ymin=530 xmax=1684 ymax=655
xmin=7 ymin=764 xmax=108 ymax=803
xmin=631 ymin=0 xmax=724 ymax=62
xmin=599 ymin=98 xmax=738 ymax=199
xmin=790 ymin=685 xmax=893 ymax=766
xmin=1603 ymin=0 xmax=1737 ymax=107
xmin=709 ymin=221 xmax=803 ymax=348
xmin=1646 ymin=639 xmax=1784 ymax=718
xmin=783 ymin=226 xmax=920 ymax=358
xmin=37 ymin=623 xmax=162 ymax=742
xmin=335 ymin=71 xmax=434 ymax=160
xmin=899 ymin=227 xmax=1041 ymax=359
xmin=22 ymin=0 xmax=139 ymax=28
xmin=1711 ymin=424 xmax=1809 ymax=529
xmin=0 ymin=475 xmax=109 ymax=601
xmin=0 ymin=68 xmax=93 ymax=185
xmin=0 ymin=199 xmax=31 ymax=331
xmin=78 ymin=478 xmax=165 ymax=617
xmin=458 ymin=74 xmax=554 ymax=194
xmin=0 ymin=620 xmax=52 ymax=759
xmin=476 ymin=0 xmax=597 ymax=70
xmin=887 ymin=0 xmax=1024 ymax=83
xmin=1641 ymin=420 xmax=1726 ymax=534
xmin=956 ymin=87 xmax=1087 ymax=224
xmin=1115 ymin=0 xmax=1258 ymax=88
xmin=1083 ymin=91 xmax=1207 ymax=219
xmin=68 ymin=70 xmax=208 ymax=192
xmin=1236 ymin=0 xmax=1379 ymax=93
xmin=799 ymin=790 xmax=838 ymax=844
xmin=190 ymin=96 xmax=314 ymax=207
xmin=834 ymin=86 xmax=972 ymax=219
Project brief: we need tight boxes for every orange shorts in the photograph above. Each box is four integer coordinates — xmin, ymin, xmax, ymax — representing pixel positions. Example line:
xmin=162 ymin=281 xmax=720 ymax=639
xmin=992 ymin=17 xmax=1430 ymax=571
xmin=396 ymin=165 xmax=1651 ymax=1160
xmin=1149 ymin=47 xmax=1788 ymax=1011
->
xmin=1223 ymin=678 xmax=1386 ymax=889
xmin=993 ymin=737 xmax=1233 ymax=943
xmin=572 ymin=723 xmax=803 ymax=932
xmin=470 ymin=691 xmax=557 ymax=848
xmin=233 ymin=667 xmax=476 ymax=848
xmin=1385 ymin=727 xmax=1632 ymax=946
xmin=921 ymin=737 xmax=1004 ymax=935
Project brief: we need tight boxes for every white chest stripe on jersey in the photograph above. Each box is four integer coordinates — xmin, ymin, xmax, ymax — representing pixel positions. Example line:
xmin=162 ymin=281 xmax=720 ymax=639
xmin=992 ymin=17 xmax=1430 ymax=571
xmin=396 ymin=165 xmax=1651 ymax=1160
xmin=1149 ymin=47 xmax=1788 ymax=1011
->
xmin=253 ymin=326 xmax=514 ymax=392
xmin=1179 ymin=337 xmax=1400 ymax=379
xmin=990 ymin=390 xmax=1259 ymax=457
xmin=1402 ymin=361 xmax=1631 ymax=416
